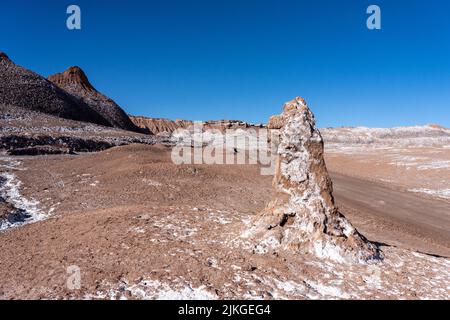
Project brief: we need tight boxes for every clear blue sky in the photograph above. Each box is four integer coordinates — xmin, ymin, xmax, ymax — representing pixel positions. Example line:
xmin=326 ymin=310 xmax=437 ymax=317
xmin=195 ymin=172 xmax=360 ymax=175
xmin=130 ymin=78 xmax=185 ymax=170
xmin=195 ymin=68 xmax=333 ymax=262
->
xmin=2 ymin=0 xmax=449 ymax=127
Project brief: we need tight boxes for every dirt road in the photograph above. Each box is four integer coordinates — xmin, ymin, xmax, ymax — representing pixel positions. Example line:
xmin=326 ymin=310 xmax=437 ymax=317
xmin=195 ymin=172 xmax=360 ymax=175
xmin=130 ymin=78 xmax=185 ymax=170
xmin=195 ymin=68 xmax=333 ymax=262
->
xmin=330 ymin=172 xmax=450 ymax=257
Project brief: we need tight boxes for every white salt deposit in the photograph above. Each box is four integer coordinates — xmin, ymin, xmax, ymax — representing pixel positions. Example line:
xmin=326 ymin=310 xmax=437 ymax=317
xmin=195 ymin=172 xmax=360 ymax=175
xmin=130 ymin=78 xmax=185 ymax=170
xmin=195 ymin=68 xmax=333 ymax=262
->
xmin=0 ymin=172 xmax=48 ymax=231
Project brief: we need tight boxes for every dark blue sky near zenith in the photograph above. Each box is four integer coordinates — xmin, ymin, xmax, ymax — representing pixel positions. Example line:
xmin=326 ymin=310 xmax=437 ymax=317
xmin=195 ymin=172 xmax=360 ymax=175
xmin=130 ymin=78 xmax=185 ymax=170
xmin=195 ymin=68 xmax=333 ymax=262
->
xmin=2 ymin=0 xmax=449 ymax=127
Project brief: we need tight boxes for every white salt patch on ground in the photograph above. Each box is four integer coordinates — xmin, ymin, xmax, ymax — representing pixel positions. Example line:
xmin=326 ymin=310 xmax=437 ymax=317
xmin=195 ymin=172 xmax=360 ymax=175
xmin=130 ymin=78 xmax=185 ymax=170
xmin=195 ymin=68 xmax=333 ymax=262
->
xmin=313 ymin=241 xmax=347 ymax=264
xmin=142 ymin=178 xmax=162 ymax=187
xmin=151 ymin=286 xmax=216 ymax=300
xmin=253 ymin=236 xmax=280 ymax=254
xmin=208 ymin=211 xmax=233 ymax=225
xmin=304 ymin=280 xmax=350 ymax=299
xmin=408 ymin=188 xmax=450 ymax=199
xmin=0 ymin=158 xmax=25 ymax=170
xmin=130 ymin=226 xmax=146 ymax=234
xmin=108 ymin=279 xmax=218 ymax=300
xmin=0 ymin=172 xmax=49 ymax=231
xmin=417 ymin=160 xmax=450 ymax=170
xmin=89 ymin=180 xmax=99 ymax=187
xmin=183 ymin=227 xmax=198 ymax=237
xmin=388 ymin=155 xmax=428 ymax=167
xmin=215 ymin=216 xmax=232 ymax=225
xmin=270 ymin=278 xmax=307 ymax=299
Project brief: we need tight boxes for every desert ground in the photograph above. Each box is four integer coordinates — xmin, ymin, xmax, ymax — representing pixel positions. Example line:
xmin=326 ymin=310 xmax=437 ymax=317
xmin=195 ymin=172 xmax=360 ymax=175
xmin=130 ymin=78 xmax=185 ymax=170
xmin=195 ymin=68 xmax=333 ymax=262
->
xmin=326 ymin=147 xmax=450 ymax=258
xmin=0 ymin=143 xmax=449 ymax=299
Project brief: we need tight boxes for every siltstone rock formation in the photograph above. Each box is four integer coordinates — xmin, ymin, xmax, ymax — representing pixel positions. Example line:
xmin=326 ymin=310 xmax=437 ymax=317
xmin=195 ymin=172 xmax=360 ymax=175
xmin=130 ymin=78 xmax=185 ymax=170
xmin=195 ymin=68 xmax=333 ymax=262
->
xmin=248 ymin=97 xmax=383 ymax=264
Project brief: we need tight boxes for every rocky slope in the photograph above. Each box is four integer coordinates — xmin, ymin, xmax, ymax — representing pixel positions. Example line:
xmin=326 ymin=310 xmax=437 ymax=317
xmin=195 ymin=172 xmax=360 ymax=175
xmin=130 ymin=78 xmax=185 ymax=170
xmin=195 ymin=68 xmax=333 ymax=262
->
xmin=0 ymin=52 xmax=110 ymax=127
xmin=0 ymin=105 xmax=158 ymax=155
xmin=48 ymin=67 xmax=141 ymax=133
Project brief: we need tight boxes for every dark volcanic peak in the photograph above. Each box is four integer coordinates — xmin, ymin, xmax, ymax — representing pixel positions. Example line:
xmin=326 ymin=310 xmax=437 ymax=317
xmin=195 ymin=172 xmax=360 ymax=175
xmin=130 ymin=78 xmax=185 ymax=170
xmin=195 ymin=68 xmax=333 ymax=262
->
xmin=49 ymin=66 xmax=141 ymax=133
xmin=49 ymin=66 xmax=97 ymax=93
xmin=0 ymin=52 xmax=11 ymax=63
xmin=0 ymin=53 xmax=110 ymax=126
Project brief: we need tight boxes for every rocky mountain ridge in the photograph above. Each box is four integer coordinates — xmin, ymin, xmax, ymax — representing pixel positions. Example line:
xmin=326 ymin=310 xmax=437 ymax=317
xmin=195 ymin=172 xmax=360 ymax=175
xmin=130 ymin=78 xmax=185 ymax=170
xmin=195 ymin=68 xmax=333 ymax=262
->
xmin=0 ymin=52 xmax=109 ymax=127
xmin=48 ymin=66 xmax=141 ymax=132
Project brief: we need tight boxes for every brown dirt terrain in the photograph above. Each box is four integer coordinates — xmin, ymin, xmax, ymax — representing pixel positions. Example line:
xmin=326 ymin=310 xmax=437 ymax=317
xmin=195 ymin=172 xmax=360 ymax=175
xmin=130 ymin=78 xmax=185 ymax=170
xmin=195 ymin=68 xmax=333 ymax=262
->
xmin=0 ymin=144 xmax=449 ymax=299
xmin=324 ymin=143 xmax=450 ymax=257
xmin=330 ymin=173 xmax=450 ymax=257
xmin=325 ymin=145 xmax=450 ymax=199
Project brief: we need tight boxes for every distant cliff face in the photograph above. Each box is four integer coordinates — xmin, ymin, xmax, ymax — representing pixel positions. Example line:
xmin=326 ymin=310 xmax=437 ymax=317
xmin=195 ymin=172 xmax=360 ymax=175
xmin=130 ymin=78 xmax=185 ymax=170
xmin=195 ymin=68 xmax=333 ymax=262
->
xmin=129 ymin=116 xmax=264 ymax=135
xmin=49 ymin=67 xmax=141 ymax=132
xmin=0 ymin=52 xmax=110 ymax=127
xmin=130 ymin=116 xmax=192 ymax=135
